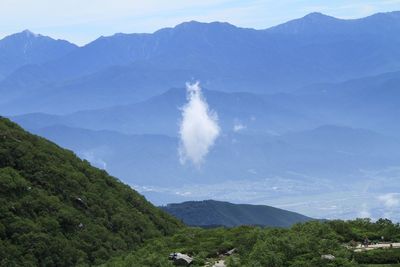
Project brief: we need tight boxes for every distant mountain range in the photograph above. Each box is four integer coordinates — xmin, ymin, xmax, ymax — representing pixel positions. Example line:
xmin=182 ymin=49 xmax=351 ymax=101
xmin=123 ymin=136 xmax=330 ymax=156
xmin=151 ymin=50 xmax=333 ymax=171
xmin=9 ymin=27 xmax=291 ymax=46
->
xmin=16 ymin=122 xmax=400 ymax=191
xmin=8 ymin=65 xmax=400 ymax=217
xmin=11 ymin=68 xmax=400 ymax=136
xmin=0 ymin=30 xmax=76 ymax=80
xmin=2 ymin=12 xmax=400 ymax=114
xmin=161 ymin=200 xmax=313 ymax=227
xmin=9 ymin=88 xmax=309 ymax=135
xmin=2 ymin=11 xmax=400 ymax=220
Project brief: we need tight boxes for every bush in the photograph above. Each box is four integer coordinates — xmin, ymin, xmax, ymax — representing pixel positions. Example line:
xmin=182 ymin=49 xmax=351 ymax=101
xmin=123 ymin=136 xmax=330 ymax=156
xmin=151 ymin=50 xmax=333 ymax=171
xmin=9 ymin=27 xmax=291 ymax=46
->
xmin=354 ymin=249 xmax=400 ymax=264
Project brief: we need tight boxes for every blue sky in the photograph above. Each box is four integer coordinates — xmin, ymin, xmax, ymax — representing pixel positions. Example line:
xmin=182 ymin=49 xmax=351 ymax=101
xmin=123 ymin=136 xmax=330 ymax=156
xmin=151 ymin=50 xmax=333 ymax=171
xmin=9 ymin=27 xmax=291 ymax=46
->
xmin=1 ymin=0 xmax=400 ymax=45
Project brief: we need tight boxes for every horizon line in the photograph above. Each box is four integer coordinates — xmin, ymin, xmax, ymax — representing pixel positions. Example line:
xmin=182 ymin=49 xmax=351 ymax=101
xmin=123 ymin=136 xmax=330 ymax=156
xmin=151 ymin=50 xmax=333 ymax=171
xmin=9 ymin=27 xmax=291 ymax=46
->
xmin=1 ymin=9 xmax=399 ymax=47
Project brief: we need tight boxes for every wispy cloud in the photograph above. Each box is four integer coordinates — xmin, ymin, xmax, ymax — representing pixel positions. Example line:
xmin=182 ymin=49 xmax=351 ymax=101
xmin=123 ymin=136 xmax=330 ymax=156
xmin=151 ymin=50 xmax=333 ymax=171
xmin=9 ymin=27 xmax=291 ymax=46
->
xmin=378 ymin=193 xmax=400 ymax=208
xmin=233 ymin=120 xmax=246 ymax=132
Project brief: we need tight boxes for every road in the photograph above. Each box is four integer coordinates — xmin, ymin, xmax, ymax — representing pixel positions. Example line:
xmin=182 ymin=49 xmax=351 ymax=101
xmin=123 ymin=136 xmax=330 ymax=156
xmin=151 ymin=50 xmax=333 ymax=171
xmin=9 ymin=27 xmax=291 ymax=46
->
xmin=354 ymin=242 xmax=400 ymax=252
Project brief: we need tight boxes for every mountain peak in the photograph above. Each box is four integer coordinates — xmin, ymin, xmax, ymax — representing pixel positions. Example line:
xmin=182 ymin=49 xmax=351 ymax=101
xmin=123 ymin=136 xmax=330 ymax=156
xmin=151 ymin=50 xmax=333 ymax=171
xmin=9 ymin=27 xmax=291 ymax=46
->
xmin=1 ymin=29 xmax=47 ymax=42
xmin=21 ymin=29 xmax=39 ymax=38
xmin=0 ymin=29 xmax=77 ymax=78
xmin=267 ymin=12 xmax=341 ymax=34
xmin=367 ymin=10 xmax=400 ymax=19
xmin=302 ymin=12 xmax=338 ymax=21
xmin=171 ymin=20 xmax=238 ymax=32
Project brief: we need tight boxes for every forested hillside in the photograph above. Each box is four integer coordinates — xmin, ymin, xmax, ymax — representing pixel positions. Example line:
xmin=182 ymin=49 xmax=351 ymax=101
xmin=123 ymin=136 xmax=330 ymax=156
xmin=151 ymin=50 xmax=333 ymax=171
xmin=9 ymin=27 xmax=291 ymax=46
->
xmin=0 ymin=117 xmax=182 ymax=266
xmin=103 ymin=219 xmax=400 ymax=267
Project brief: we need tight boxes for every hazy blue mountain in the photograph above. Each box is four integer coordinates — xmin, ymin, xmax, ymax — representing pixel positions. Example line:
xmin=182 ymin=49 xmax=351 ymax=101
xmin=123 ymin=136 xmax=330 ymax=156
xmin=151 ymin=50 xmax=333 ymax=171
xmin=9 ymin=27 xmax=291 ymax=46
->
xmin=281 ymin=125 xmax=400 ymax=157
xmin=2 ymin=11 xmax=400 ymax=221
xmin=2 ymin=12 xmax=400 ymax=114
xmin=0 ymin=30 xmax=77 ymax=80
xmin=0 ymin=66 xmax=196 ymax=114
xmin=9 ymin=88 xmax=314 ymax=135
xmin=30 ymin=125 xmax=182 ymax=186
xmin=295 ymin=70 xmax=400 ymax=135
xmin=269 ymin=11 xmax=400 ymax=35
xmin=10 ymin=66 xmax=400 ymax=135
xmin=160 ymin=200 xmax=313 ymax=227
xmin=22 ymin=123 xmax=400 ymax=190
xmin=8 ymin=121 xmax=400 ymax=220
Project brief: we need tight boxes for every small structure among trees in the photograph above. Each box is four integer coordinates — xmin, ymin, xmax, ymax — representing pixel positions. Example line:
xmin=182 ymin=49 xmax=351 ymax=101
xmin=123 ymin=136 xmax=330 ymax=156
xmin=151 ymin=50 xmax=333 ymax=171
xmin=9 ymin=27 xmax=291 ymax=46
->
xmin=169 ymin=252 xmax=193 ymax=266
xmin=321 ymin=254 xmax=335 ymax=261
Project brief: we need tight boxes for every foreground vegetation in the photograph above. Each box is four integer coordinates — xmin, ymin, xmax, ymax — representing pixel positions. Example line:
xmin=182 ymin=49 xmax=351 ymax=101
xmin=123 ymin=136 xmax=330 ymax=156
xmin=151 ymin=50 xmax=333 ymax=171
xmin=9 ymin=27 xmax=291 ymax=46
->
xmin=0 ymin=117 xmax=182 ymax=266
xmin=2 ymin=117 xmax=400 ymax=267
xmin=103 ymin=218 xmax=400 ymax=267
xmin=355 ymin=249 xmax=400 ymax=265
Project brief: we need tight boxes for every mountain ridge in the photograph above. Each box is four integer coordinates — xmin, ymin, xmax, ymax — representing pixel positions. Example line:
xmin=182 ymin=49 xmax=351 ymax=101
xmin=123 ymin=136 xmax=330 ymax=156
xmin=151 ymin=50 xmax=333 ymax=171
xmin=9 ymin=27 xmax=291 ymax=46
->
xmin=160 ymin=200 xmax=314 ymax=227
xmin=0 ymin=30 xmax=77 ymax=79
xmin=8 ymin=10 xmax=400 ymax=44
xmin=2 ymin=11 xmax=400 ymax=114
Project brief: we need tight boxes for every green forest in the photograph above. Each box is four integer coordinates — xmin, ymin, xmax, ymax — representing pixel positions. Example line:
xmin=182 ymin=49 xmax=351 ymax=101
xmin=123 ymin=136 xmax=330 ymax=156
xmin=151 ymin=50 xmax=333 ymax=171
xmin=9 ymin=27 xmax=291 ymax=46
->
xmin=0 ymin=117 xmax=181 ymax=266
xmin=104 ymin=219 xmax=400 ymax=267
xmin=1 ymin=117 xmax=400 ymax=267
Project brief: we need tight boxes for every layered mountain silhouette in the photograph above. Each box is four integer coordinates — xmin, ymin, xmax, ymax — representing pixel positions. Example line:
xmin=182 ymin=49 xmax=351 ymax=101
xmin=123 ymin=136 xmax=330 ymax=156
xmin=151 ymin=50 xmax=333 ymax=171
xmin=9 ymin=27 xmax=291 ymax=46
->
xmin=11 ymin=69 xmax=400 ymax=135
xmin=2 ymin=11 xmax=400 ymax=220
xmin=14 ymin=123 xmax=400 ymax=193
xmin=2 ymin=12 xmax=400 ymax=114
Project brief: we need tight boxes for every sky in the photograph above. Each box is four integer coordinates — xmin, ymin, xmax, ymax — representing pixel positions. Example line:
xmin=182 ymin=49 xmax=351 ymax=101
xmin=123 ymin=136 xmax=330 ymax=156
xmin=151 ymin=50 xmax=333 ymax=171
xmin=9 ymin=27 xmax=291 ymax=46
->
xmin=1 ymin=0 xmax=400 ymax=45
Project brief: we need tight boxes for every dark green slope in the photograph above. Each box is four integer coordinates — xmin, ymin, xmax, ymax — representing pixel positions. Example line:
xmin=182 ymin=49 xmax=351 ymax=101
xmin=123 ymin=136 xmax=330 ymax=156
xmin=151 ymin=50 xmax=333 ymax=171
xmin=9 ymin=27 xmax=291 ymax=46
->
xmin=0 ymin=117 xmax=182 ymax=266
xmin=161 ymin=200 xmax=313 ymax=228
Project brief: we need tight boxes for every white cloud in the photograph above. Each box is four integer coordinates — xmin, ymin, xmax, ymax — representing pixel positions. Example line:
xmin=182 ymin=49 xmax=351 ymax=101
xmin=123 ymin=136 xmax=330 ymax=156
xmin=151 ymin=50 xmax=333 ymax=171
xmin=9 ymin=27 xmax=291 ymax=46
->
xmin=233 ymin=120 xmax=246 ymax=132
xmin=378 ymin=193 xmax=400 ymax=208
xmin=176 ymin=191 xmax=192 ymax=196
xmin=179 ymin=82 xmax=220 ymax=166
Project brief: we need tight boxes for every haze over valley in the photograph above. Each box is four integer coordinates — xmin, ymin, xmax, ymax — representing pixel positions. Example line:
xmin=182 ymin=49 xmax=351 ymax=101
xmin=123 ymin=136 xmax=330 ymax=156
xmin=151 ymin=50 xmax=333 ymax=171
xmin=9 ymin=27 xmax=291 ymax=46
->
xmin=2 ymin=11 xmax=400 ymax=221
